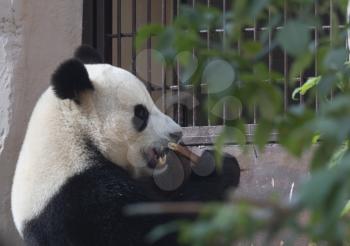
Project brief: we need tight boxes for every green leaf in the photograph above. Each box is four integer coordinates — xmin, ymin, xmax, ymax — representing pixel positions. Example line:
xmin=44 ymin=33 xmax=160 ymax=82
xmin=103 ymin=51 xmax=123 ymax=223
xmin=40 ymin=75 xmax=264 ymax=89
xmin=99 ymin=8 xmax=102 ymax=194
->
xmin=292 ymin=76 xmax=321 ymax=100
xmin=254 ymin=120 xmax=274 ymax=151
xmin=242 ymin=41 xmax=263 ymax=59
xmin=248 ymin=0 xmax=271 ymax=18
xmin=312 ymin=134 xmax=320 ymax=144
xmin=276 ymin=20 xmax=311 ymax=57
xmin=311 ymin=141 xmax=339 ymax=170
xmin=329 ymin=142 xmax=348 ymax=168
xmin=317 ymin=74 xmax=337 ymax=97
xmin=289 ymin=52 xmax=313 ymax=84
xmin=214 ymin=125 xmax=246 ymax=167
xmin=341 ymin=200 xmax=350 ymax=217
xmin=323 ymin=48 xmax=348 ymax=71
xmin=136 ymin=24 xmax=164 ymax=49
xmin=176 ymin=51 xmax=198 ymax=84
xmin=203 ymin=59 xmax=235 ymax=94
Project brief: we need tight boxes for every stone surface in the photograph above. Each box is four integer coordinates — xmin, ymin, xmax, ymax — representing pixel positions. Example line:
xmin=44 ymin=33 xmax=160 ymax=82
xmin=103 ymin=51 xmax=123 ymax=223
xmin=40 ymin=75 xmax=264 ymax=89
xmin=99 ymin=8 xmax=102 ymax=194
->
xmin=189 ymin=144 xmax=311 ymax=203
xmin=190 ymin=144 xmax=311 ymax=245
xmin=0 ymin=0 xmax=82 ymax=245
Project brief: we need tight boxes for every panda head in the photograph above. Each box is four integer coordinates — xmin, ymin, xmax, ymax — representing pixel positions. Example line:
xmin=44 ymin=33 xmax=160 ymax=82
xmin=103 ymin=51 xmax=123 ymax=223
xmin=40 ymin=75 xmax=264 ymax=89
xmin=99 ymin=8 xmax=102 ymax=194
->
xmin=51 ymin=45 xmax=183 ymax=177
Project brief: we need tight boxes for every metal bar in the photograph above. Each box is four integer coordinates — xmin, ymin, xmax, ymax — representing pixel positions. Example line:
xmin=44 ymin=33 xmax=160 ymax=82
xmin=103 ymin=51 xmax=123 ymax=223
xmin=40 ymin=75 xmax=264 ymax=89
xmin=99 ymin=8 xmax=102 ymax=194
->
xmin=330 ymin=0 xmax=334 ymax=101
xmin=176 ymin=0 xmax=181 ymax=125
xmin=192 ymin=0 xmax=197 ymax=126
xmin=95 ymin=0 xmax=112 ymax=63
xmin=315 ymin=0 xmax=319 ymax=113
xmin=196 ymin=25 xmax=345 ymax=33
xmin=207 ymin=0 xmax=211 ymax=126
xmin=82 ymin=0 xmax=94 ymax=46
xmin=330 ymin=0 xmax=334 ymax=46
xmin=108 ymin=33 xmax=134 ymax=38
xmin=116 ymin=0 xmax=121 ymax=66
xmin=237 ymin=5 xmax=241 ymax=120
xmin=299 ymin=0 xmax=304 ymax=104
xmin=182 ymin=125 xmax=279 ymax=146
xmin=222 ymin=0 xmax=226 ymax=125
xmin=176 ymin=59 xmax=181 ymax=125
xmin=253 ymin=17 xmax=257 ymax=124
xmin=147 ymin=0 xmax=152 ymax=91
xmin=192 ymin=0 xmax=200 ymax=126
xmin=104 ymin=0 xmax=113 ymax=64
xmin=206 ymin=0 xmax=211 ymax=50
xmin=131 ymin=0 xmax=136 ymax=74
xmin=283 ymin=0 xmax=288 ymax=112
xmin=268 ymin=7 xmax=272 ymax=76
xmin=161 ymin=0 xmax=167 ymax=113
xmin=96 ymin=0 xmax=105 ymax=60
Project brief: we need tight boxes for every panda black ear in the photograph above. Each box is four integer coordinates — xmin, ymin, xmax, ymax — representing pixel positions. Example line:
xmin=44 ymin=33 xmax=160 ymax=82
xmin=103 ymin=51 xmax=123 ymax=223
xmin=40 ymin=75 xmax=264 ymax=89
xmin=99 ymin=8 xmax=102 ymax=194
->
xmin=74 ymin=45 xmax=103 ymax=64
xmin=51 ymin=58 xmax=94 ymax=102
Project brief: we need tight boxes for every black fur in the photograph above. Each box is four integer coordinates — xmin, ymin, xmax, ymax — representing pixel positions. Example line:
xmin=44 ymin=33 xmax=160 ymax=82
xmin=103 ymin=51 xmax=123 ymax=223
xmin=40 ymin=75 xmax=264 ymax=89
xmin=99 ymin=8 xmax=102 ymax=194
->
xmin=51 ymin=59 xmax=94 ymax=101
xmin=74 ymin=45 xmax=103 ymax=64
xmin=133 ymin=104 xmax=149 ymax=132
xmin=22 ymin=144 xmax=240 ymax=246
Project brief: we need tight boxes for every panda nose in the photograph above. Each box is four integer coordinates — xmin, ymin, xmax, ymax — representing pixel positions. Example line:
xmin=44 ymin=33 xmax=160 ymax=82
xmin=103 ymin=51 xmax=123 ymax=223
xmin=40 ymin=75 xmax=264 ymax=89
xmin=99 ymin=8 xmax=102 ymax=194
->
xmin=169 ymin=131 xmax=183 ymax=142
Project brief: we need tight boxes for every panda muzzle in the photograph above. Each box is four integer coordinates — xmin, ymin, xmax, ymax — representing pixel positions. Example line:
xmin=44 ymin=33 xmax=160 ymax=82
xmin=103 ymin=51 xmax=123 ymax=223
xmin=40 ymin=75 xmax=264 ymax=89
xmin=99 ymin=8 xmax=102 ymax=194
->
xmin=144 ymin=146 xmax=168 ymax=169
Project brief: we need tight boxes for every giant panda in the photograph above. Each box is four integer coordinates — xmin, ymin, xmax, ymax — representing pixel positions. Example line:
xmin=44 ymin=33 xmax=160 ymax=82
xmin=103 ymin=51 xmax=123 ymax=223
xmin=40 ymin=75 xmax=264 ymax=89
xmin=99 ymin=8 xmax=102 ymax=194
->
xmin=11 ymin=45 xmax=240 ymax=246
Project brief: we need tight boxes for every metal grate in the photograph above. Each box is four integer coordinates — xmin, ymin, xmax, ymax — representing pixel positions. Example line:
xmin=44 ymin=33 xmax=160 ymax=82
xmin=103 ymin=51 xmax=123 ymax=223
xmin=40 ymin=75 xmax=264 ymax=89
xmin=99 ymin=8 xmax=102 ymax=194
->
xmin=83 ymin=0 xmax=346 ymax=145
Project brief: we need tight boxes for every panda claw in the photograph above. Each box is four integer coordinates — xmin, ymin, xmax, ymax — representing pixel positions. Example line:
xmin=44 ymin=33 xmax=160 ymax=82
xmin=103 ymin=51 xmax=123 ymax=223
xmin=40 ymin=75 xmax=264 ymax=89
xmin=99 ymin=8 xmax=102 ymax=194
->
xmin=158 ymin=155 xmax=167 ymax=166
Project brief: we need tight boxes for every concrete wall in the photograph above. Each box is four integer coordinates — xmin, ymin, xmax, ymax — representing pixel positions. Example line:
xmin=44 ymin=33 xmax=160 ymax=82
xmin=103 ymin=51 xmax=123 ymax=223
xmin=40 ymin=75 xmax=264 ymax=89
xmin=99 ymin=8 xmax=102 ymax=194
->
xmin=0 ymin=0 xmax=83 ymax=245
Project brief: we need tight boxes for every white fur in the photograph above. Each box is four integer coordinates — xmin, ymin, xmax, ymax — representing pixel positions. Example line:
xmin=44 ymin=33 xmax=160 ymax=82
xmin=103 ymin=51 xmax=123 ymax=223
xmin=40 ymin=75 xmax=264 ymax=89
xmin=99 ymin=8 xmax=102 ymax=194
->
xmin=11 ymin=89 xmax=93 ymax=235
xmin=11 ymin=64 xmax=182 ymax=235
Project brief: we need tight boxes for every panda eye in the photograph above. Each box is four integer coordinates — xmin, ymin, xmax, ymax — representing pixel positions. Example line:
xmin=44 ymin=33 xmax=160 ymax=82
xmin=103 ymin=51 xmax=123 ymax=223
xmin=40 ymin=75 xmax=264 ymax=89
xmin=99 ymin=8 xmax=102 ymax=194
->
xmin=133 ymin=104 xmax=149 ymax=132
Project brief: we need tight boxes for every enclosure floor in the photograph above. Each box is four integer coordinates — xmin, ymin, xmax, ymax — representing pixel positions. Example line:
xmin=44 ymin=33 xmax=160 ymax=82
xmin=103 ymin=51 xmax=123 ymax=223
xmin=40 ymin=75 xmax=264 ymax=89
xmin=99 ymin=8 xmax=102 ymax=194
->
xmin=189 ymin=144 xmax=311 ymax=246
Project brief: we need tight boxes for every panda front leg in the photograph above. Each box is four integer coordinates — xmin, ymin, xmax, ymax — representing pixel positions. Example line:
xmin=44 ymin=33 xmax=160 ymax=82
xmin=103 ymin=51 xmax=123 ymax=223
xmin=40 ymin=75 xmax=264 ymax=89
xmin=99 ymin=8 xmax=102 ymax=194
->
xmin=128 ymin=150 xmax=241 ymax=245
xmin=170 ymin=150 xmax=240 ymax=202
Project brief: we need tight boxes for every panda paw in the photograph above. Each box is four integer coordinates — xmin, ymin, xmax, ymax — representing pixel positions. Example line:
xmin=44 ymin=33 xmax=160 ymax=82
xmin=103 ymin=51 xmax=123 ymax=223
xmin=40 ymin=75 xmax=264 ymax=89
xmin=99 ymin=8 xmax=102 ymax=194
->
xmin=167 ymin=149 xmax=241 ymax=202
xmin=193 ymin=150 xmax=240 ymax=189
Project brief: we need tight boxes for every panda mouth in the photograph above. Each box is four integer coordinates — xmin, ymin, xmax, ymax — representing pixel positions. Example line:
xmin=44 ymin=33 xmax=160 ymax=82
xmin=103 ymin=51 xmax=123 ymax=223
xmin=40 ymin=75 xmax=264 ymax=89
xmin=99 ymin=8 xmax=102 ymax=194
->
xmin=144 ymin=146 xmax=169 ymax=169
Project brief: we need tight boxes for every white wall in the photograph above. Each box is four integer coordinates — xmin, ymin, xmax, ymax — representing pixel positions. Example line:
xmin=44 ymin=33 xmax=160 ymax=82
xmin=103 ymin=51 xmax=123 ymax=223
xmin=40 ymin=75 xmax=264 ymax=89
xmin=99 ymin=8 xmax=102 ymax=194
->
xmin=0 ymin=0 xmax=83 ymax=244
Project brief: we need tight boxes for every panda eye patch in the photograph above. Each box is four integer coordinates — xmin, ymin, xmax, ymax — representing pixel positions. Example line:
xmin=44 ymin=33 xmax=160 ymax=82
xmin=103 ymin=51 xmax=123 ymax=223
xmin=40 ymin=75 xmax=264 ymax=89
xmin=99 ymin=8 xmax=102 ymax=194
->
xmin=133 ymin=104 xmax=149 ymax=132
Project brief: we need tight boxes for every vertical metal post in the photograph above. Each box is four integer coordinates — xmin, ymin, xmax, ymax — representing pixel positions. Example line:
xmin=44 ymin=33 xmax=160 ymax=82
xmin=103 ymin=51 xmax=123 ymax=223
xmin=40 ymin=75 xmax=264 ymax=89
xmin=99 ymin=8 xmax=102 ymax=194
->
xmin=96 ymin=0 xmax=105 ymax=60
xmin=82 ymin=0 xmax=94 ymax=46
xmin=330 ymin=0 xmax=334 ymax=101
xmin=268 ymin=7 xmax=272 ymax=76
xmin=283 ymin=0 xmax=288 ymax=112
xmin=131 ymin=0 xmax=137 ymax=74
xmin=193 ymin=0 xmax=199 ymax=126
xmin=175 ymin=0 xmax=181 ymax=124
xmin=96 ymin=0 xmax=112 ymax=63
xmin=116 ymin=0 xmax=122 ymax=67
xmin=253 ymin=17 xmax=257 ymax=124
xmin=207 ymin=0 xmax=211 ymax=126
xmin=161 ymin=0 xmax=167 ymax=113
xmin=222 ymin=0 xmax=226 ymax=125
xmin=315 ymin=0 xmax=319 ymax=112
xmin=147 ymin=0 xmax=152 ymax=91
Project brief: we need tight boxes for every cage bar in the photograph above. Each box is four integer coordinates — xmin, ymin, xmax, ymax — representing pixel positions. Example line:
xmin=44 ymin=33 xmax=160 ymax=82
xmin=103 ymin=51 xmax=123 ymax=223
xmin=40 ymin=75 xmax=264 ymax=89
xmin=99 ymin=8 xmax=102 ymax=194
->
xmin=83 ymin=0 xmax=345 ymax=145
xmin=283 ymin=0 xmax=288 ymax=112
xmin=116 ymin=0 xmax=121 ymax=66
xmin=131 ymin=0 xmax=136 ymax=74
xmin=192 ymin=0 xmax=197 ymax=126
xmin=147 ymin=0 xmax=152 ymax=91
xmin=161 ymin=0 xmax=167 ymax=113
xmin=314 ymin=0 xmax=319 ymax=113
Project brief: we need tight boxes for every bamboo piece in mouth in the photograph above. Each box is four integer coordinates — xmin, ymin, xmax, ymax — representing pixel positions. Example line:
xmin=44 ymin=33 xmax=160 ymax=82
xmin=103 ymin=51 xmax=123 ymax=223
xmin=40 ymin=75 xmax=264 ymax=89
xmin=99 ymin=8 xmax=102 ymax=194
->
xmin=168 ymin=142 xmax=200 ymax=165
